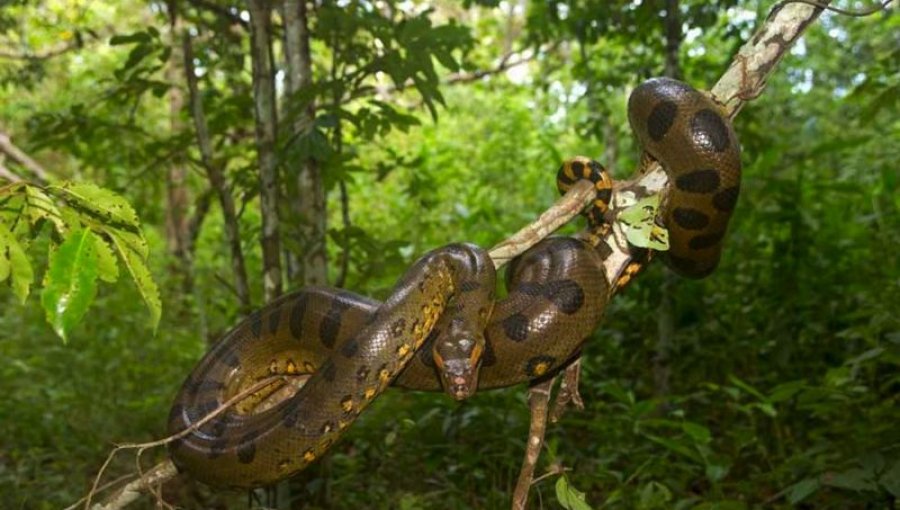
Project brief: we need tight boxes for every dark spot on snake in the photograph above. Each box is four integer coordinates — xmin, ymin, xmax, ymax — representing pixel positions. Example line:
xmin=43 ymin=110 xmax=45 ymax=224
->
xmin=691 ymin=108 xmax=731 ymax=153
xmin=545 ymin=279 xmax=585 ymax=314
xmin=356 ymin=365 xmax=371 ymax=382
xmin=267 ymin=308 xmax=281 ymax=334
xmin=321 ymin=359 xmax=337 ymax=382
xmin=588 ymin=159 xmax=605 ymax=176
xmin=249 ymin=311 xmax=263 ymax=338
xmin=648 ymin=100 xmax=678 ymax=141
xmin=289 ymin=294 xmax=308 ymax=339
xmin=571 ymin=160 xmax=585 ymax=176
xmin=525 ymin=355 xmax=557 ymax=378
xmin=223 ymin=352 xmax=241 ymax=368
xmin=236 ymin=437 xmax=257 ymax=464
xmin=319 ymin=312 xmax=342 ymax=349
xmin=546 ymin=237 xmax=586 ymax=253
xmin=689 ymin=231 xmax=725 ymax=250
xmin=675 ymin=169 xmax=721 ymax=193
xmin=596 ymin=187 xmax=612 ymax=204
xmin=189 ymin=399 xmax=220 ymax=425
xmin=341 ymin=338 xmax=360 ymax=358
xmin=390 ymin=317 xmax=406 ymax=337
xmin=672 ymin=207 xmax=711 ymax=230
xmin=417 ymin=328 xmax=438 ymax=367
xmin=502 ymin=313 xmax=530 ymax=342
xmin=460 ymin=280 xmax=481 ymax=292
xmin=713 ymin=185 xmax=740 ymax=212
xmin=168 ymin=403 xmax=185 ymax=425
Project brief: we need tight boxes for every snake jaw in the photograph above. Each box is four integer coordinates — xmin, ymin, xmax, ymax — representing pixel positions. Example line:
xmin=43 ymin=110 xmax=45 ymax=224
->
xmin=441 ymin=358 xmax=480 ymax=400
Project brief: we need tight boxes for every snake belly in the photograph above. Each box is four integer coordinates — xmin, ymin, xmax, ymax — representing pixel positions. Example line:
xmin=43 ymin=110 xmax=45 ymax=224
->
xmin=628 ymin=77 xmax=742 ymax=278
xmin=168 ymin=78 xmax=741 ymax=489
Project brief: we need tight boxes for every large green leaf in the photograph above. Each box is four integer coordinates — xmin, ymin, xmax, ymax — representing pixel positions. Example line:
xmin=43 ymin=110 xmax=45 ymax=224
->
xmin=107 ymin=229 xmax=161 ymax=332
xmin=40 ymin=229 xmax=99 ymax=342
xmin=6 ymin=232 xmax=33 ymax=303
xmin=53 ymin=182 xmax=141 ymax=230
xmin=555 ymin=476 xmax=593 ymax=510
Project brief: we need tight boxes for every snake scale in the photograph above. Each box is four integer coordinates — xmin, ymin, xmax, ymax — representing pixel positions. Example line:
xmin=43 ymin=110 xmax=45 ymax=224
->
xmin=168 ymin=78 xmax=742 ymax=488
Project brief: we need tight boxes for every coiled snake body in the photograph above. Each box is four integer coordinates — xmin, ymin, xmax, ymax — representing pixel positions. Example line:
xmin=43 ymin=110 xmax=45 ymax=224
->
xmin=168 ymin=78 xmax=741 ymax=488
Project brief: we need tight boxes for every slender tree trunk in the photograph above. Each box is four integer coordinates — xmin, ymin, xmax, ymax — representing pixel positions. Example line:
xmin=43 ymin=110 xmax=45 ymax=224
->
xmin=165 ymin=4 xmax=192 ymax=291
xmin=248 ymin=0 xmax=283 ymax=301
xmin=283 ymin=0 xmax=328 ymax=287
xmin=664 ymin=0 xmax=683 ymax=80
xmin=182 ymin=33 xmax=253 ymax=313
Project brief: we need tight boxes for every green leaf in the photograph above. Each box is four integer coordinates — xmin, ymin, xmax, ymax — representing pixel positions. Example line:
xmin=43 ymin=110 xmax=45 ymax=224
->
xmin=108 ymin=230 xmax=161 ymax=332
xmin=644 ymin=434 xmax=702 ymax=463
xmin=40 ymin=229 xmax=99 ymax=342
xmin=24 ymin=185 xmax=67 ymax=234
xmin=619 ymin=194 xmax=669 ymax=250
xmin=824 ymin=468 xmax=878 ymax=492
xmin=555 ymin=476 xmax=593 ymax=510
xmin=879 ymin=460 xmax=900 ymax=497
xmin=54 ymin=182 xmax=140 ymax=230
xmin=94 ymin=236 xmax=119 ymax=283
xmin=6 ymin=232 xmax=34 ymax=303
xmin=681 ymin=421 xmax=712 ymax=444
xmin=0 ymin=229 xmax=10 ymax=283
xmin=786 ymin=478 xmax=820 ymax=504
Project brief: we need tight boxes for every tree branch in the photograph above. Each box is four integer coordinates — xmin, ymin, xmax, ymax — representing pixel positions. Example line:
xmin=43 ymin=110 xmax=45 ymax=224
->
xmin=0 ymin=131 xmax=50 ymax=183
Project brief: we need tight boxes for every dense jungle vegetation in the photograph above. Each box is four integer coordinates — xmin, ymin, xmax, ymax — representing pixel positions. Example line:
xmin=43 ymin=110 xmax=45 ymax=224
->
xmin=0 ymin=0 xmax=898 ymax=509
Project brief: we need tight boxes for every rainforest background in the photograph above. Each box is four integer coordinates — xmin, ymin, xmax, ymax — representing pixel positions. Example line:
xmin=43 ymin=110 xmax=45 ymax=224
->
xmin=0 ymin=0 xmax=898 ymax=509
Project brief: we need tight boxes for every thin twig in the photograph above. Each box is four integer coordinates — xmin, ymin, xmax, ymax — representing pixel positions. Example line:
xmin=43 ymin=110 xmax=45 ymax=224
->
xmin=511 ymin=377 xmax=557 ymax=510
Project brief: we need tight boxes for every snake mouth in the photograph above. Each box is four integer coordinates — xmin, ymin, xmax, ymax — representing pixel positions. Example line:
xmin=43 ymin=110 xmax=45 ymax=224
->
xmin=440 ymin=359 xmax=480 ymax=401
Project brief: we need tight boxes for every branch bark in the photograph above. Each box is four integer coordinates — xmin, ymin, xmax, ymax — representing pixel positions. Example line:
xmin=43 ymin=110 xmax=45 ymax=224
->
xmin=0 ymin=131 xmax=49 ymax=182
xmin=248 ymin=0 xmax=284 ymax=301
xmin=183 ymin=33 xmax=253 ymax=313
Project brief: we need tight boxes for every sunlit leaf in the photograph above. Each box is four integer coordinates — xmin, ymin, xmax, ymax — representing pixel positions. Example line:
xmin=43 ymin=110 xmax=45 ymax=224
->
xmin=619 ymin=194 xmax=669 ymax=250
xmin=53 ymin=182 xmax=140 ymax=229
xmin=24 ymin=185 xmax=66 ymax=234
xmin=6 ymin=232 xmax=33 ymax=303
xmin=555 ymin=476 xmax=593 ymax=510
xmin=40 ymin=229 xmax=99 ymax=342
xmin=108 ymin=229 xmax=161 ymax=332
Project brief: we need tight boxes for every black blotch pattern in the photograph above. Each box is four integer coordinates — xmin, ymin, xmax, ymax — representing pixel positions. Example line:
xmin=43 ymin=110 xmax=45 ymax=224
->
xmin=502 ymin=313 xmax=530 ymax=342
xmin=672 ymin=207 xmax=711 ymax=230
xmin=691 ymin=109 xmax=731 ymax=153
xmin=689 ymin=232 xmax=724 ymax=250
xmin=481 ymin=335 xmax=497 ymax=367
xmin=571 ymin=160 xmax=585 ymax=175
xmin=545 ymin=279 xmax=585 ymax=314
xmin=713 ymin=185 xmax=740 ymax=211
xmin=596 ymin=187 xmax=613 ymax=203
xmin=188 ymin=399 xmax=220 ymax=426
xmin=268 ymin=308 xmax=281 ymax=334
xmin=223 ymin=352 xmax=241 ymax=368
xmin=289 ymin=293 xmax=308 ymax=339
xmin=322 ymin=359 xmax=337 ymax=382
xmin=675 ymin=169 xmax=721 ymax=193
xmin=249 ymin=311 xmax=263 ymax=338
xmin=236 ymin=438 xmax=257 ymax=464
xmin=168 ymin=403 xmax=184 ymax=425
xmin=524 ymin=355 xmax=556 ymax=377
xmin=460 ymin=280 xmax=481 ymax=292
xmin=320 ymin=299 xmax=350 ymax=348
xmin=341 ymin=338 xmax=359 ymax=358
xmin=648 ymin=100 xmax=678 ymax=141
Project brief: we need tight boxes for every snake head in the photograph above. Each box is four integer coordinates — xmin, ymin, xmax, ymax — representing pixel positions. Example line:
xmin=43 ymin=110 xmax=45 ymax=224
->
xmin=433 ymin=327 xmax=484 ymax=401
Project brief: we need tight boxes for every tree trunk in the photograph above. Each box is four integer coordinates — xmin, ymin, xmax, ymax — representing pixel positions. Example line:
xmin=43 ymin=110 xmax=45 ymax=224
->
xmin=248 ymin=0 xmax=283 ymax=301
xmin=283 ymin=0 xmax=328 ymax=287
xmin=165 ymin=3 xmax=193 ymax=292
xmin=182 ymin=33 xmax=253 ymax=313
